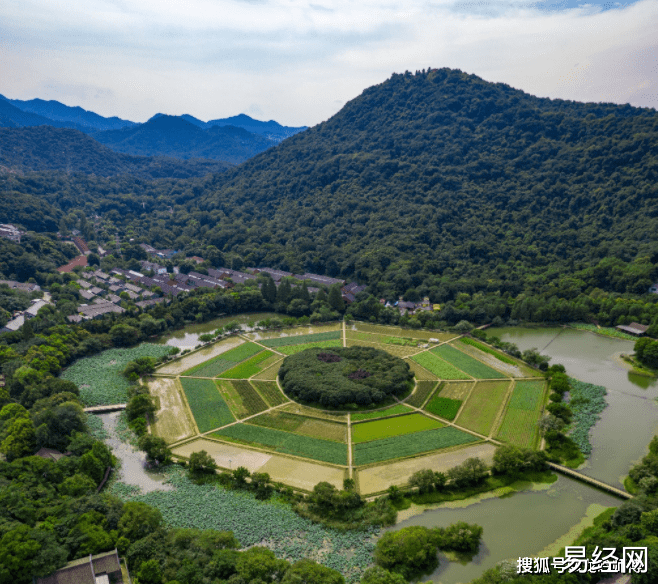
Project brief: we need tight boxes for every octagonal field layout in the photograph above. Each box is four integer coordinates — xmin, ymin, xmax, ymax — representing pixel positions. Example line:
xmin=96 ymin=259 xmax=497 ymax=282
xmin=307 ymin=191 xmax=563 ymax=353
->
xmin=148 ymin=321 xmax=547 ymax=494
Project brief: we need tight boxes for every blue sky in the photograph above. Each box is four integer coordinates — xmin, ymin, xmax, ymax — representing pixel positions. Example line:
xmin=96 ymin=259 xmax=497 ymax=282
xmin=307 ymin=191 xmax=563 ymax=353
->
xmin=1 ymin=0 xmax=656 ymax=126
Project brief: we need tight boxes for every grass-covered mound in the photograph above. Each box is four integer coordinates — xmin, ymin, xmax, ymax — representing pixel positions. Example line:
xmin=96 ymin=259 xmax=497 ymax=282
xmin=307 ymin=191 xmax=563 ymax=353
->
xmin=279 ymin=346 xmax=413 ymax=408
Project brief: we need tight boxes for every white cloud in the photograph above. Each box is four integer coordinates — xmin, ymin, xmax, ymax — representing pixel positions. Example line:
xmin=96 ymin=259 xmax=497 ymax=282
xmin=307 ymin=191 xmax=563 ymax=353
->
xmin=0 ymin=0 xmax=656 ymax=126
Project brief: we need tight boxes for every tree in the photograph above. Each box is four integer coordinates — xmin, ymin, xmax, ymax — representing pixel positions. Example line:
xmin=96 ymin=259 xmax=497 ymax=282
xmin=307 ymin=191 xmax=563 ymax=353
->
xmin=282 ymin=559 xmax=345 ymax=584
xmin=409 ymin=469 xmax=435 ymax=494
xmin=359 ymin=566 xmax=407 ymax=584
xmin=110 ymin=324 xmax=140 ymax=347
xmin=232 ymin=466 xmax=250 ymax=486
xmin=0 ymin=417 xmax=36 ymax=461
xmin=236 ymin=546 xmax=289 ymax=583
xmin=435 ymin=521 xmax=483 ymax=553
xmin=60 ymin=473 xmax=96 ymax=496
xmin=327 ymin=284 xmax=345 ymax=312
xmin=119 ymin=501 xmax=163 ymax=541
xmin=447 ymin=457 xmax=489 ymax=488
xmin=261 ymin=276 xmax=277 ymax=304
xmin=137 ymin=559 xmax=163 ymax=584
xmin=374 ymin=526 xmax=439 ymax=579
xmin=189 ymin=450 xmax=217 ymax=475
xmin=138 ymin=434 xmax=172 ymax=465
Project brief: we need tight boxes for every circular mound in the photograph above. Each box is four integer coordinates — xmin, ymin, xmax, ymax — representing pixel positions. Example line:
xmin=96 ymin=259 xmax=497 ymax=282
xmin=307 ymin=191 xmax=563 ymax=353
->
xmin=278 ymin=346 xmax=414 ymax=408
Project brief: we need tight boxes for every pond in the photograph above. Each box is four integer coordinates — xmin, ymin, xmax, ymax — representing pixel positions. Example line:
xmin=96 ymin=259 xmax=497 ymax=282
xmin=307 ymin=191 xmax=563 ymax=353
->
xmin=392 ymin=326 xmax=658 ymax=583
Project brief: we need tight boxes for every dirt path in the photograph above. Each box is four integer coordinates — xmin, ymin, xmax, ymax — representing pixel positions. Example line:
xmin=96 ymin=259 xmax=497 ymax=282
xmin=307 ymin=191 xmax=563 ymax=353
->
xmin=347 ymin=413 xmax=353 ymax=478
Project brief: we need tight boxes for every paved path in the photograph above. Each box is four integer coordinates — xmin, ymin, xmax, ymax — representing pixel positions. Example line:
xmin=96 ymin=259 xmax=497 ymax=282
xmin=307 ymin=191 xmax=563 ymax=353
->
xmin=547 ymin=462 xmax=633 ymax=499
xmin=84 ymin=404 xmax=126 ymax=413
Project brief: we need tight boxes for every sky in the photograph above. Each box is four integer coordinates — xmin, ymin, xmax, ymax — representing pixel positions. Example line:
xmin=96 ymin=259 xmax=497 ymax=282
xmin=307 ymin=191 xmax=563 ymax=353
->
xmin=1 ymin=0 xmax=657 ymax=127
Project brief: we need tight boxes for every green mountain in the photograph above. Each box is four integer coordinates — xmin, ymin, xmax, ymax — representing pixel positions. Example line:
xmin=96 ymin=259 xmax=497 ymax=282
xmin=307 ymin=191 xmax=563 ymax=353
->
xmin=186 ymin=68 xmax=658 ymax=299
xmin=0 ymin=126 xmax=232 ymax=179
xmin=92 ymin=115 xmax=277 ymax=163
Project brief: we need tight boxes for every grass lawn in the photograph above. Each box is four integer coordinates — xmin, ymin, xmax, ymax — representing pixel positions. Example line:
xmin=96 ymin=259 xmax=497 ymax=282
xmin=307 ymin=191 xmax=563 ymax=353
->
xmin=353 ymin=426 xmax=478 ymax=465
xmin=433 ymin=344 xmax=507 ymax=379
xmin=352 ymin=413 xmax=444 ymax=443
xmin=212 ymin=424 xmax=348 ymax=465
xmin=455 ymin=380 xmax=510 ymax=435
xmin=411 ymin=351 xmax=471 ymax=380
xmin=179 ymin=377 xmax=235 ymax=433
xmin=351 ymin=404 xmax=413 ymax=421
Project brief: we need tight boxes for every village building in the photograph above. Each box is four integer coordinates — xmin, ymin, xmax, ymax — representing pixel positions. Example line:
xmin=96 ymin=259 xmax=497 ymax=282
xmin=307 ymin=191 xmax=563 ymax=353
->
xmin=615 ymin=322 xmax=649 ymax=336
xmin=34 ymin=549 xmax=129 ymax=584
xmin=0 ymin=224 xmax=23 ymax=243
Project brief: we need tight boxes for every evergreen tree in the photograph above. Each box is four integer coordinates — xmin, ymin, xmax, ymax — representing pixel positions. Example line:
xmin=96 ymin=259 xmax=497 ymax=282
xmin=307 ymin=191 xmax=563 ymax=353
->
xmin=328 ymin=284 xmax=345 ymax=312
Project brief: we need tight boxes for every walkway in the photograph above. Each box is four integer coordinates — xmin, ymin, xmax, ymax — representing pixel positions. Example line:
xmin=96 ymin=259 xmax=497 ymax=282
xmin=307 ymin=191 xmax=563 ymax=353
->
xmin=547 ymin=462 xmax=632 ymax=500
xmin=84 ymin=404 xmax=127 ymax=413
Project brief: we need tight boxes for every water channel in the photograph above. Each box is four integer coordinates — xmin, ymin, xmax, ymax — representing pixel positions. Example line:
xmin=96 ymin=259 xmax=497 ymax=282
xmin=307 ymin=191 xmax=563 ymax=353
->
xmin=392 ymin=326 xmax=658 ymax=583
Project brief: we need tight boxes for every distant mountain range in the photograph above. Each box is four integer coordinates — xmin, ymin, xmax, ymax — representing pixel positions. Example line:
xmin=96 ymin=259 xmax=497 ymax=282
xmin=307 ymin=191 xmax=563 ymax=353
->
xmin=0 ymin=94 xmax=307 ymax=166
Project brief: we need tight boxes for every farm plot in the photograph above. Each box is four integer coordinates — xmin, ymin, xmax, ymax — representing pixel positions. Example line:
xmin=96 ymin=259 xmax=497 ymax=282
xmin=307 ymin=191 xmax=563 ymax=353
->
xmin=433 ymin=344 xmax=507 ymax=379
xmin=345 ymin=338 xmax=420 ymax=358
xmin=179 ymin=377 xmax=235 ymax=433
xmin=261 ymin=331 xmax=342 ymax=348
xmin=351 ymin=404 xmax=413 ymax=421
xmin=354 ymin=427 xmax=479 ymax=465
xmin=496 ymin=380 xmax=546 ymax=448
xmin=62 ymin=343 xmax=172 ymax=406
xmin=424 ymin=394 xmax=462 ymax=421
xmin=251 ymin=360 xmax=284 ymax=381
xmin=280 ymin=403 xmax=348 ymax=422
xmin=249 ymin=411 xmax=347 ymax=442
xmin=405 ymin=359 xmax=439 ymax=381
xmin=455 ymin=380 xmax=511 ymax=436
xmin=352 ymin=322 xmax=456 ymax=342
xmin=410 ymin=352 xmax=471 ymax=380
xmin=439 ymin=381 xmax=475 ymax=401
xmin=149 ymin=377 xmax=196 ymax=442
xmin=212 ymin=424 xmax=348 ymax=465
xmin=457 ymin=338 xmax=541 ymax=378
xmin=352 ymin=414 xmax=444 ymax=443
xmin=157 ymin=337 xmax=244 ymax=375
xmin=405 ymin=380 xmax=439 ymax=408
xmin=250 ymin=381 xmax=289 ymax=407
xmin=182 ymin=343 xmax=264 ymax=377
xmin=244 ymin=323 xmax=342 ymax=341
xmin=217 ymin=351 xmax=275 ymax=379
xmin=278 ymin=340 xmax=343 ymax=355
xmin=215 ymin=380 xmax=268 ymax=418
xmin=346 ymin=330 xmax=419 ymax=347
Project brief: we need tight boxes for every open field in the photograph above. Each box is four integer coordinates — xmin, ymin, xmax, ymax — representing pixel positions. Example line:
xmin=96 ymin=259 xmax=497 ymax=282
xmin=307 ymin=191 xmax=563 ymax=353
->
xmin=357 ymin=443 xmax=498 ymax=494
xmin=244 ymin=323 xmax=342 ymax=341
xmin=278 ymin=340 xmax=343 ymax=355
xmin=180 ymin=377 xmax=235 ymax=433
xmin=250 ymin=381 xmax=289 ymax=407
xmin=405 ymin=380 xmax=438 ymax=408
xmin=424 ymin=394 xmax=462 ymax=421
xmin=411 ymin=351 xmax=471 ymax=380
xmin=259 ymin=456 xmax=346 ymax=491
xmin=157 ymin=337 xmax=244 ymax=375
xmin=405 ymin=359 xmax=439 ymax=380
xmin=212 ymin=424 xmax=348 ymax=465
xmin=217 ymin=350 xmax=275 ymax=378
xmin=352 ymin=414 xmax=444 ymax=443
xmin=172 ymin=438 xmax=272 ymax=472
xmin=251 ymin=360 xmax=283 ymax=381
xmin=433 ymin=344 xmax=507 ymax=379
xmin=281 ymin=402 xmax=348 ymax=422
xmin=457 ymin=338 xmax=542 ymax=378
xmin=354 ymin=426 xmax=479 ymax=465
xmin=215 ymin=380 xmax=268 ymax=418
xmin=346 ymin=330 xmax=419 ymax=346
xmin=496 ymin=380 xmax=546 ymax=448
xmin=249 ymin=411 xmax=347 ymax=442
xmin=345 ymin=338 xmax=420 ymax=357
xmin=351 ymin=404 xmax=413 ymax=421
xmin=149 ymin=377 xmax=196 ymax=442
xmin=352 ymin=322 xmax=457 ymax=341
xmin=261 ymin=331 xmax=342 ymax=348
xmin=455 ymin=380 xmax=511 ymax=435
xmin=181 ymin=342 xmax=264 ymax=377
xmin=439 ymin=381 xmax=475 ymax=400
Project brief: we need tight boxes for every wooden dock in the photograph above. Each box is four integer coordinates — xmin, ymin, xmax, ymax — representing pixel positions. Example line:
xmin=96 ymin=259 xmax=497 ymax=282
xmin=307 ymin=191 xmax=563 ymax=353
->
xmin=83 ymin=404 xmax=127 ymax=413
xmin=547 ymin=462 xmax=632 ymax=499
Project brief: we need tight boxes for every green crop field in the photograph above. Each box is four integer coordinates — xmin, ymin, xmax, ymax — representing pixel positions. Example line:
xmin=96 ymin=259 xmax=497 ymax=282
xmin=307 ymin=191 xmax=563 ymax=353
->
xmin=353 ymin=426 xmax=479 ymax=465
xmin=406 ymin=380 xmax=439 ymax=408
xmin=508 ymin=381 xmax=545 ymax=410
xmin=411 ymin=352 xmax=471 ymax=380
xmin=278 ymin=340 xmax=343 ymax=355
xmin=217 ymin=351 xmax=274 ymax=378
xmin=215 ymin=380 xmax=268 ymax=418
xmin=216 ymin=343 xmax=264 ymax=362
xmin=353 ymin=322 xmax=456 ymax=341
xmin=455 ymin=380 xmax=510 ymax=435
xmin=352 ymin=413 xmax=444 ymax=443
xmin=261 ymin=331 xmax=342 ymax=348
xmin=459 ymin=338 xmax=517 ymax=364
xmin=433 ymin=344 xmax=507 ymax=379
xmin=182 ymin=354 xmax=237 ymax=378
xmin=496 ymin=409 xmax=540 ymax=448
xmin=250 ymin=381 xmax=289 ymax=406
xmin=439 ymin=381 xmax=475 ymax=401
xmin=212 ymin=424 xmax=348 ymax=465
xmin=351 ymin=404 xmax=413 ymax=421
xmin=346 ymin=330 xmax=417 ymax=346
xmin=345 ymin=338 xmax=419 ymax=357
xmin=249 ymin=411 xmax=346 ymax=442
xmin=179 ymin=377 xmax=235 ymax=433
xmin=424 ymin=395 xmax=462 ymax=421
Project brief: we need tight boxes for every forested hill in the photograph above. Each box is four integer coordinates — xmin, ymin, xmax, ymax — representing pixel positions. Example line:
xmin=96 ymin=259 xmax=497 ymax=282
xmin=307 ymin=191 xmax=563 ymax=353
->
xmin=0 ymin=126 xmax=232 ymax=179
xmin=189 ymin=68 xmax=658 ymax=297
xmin=92 ymin=115 xmax=277 ymax=164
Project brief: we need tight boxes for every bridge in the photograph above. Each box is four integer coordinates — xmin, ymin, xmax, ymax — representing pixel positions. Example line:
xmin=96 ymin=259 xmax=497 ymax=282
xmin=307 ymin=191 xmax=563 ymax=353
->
xmin=547 ymin=462 xmax=632 ymax=499
xmin=83 ymin=404 xmax=127 ymax=413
